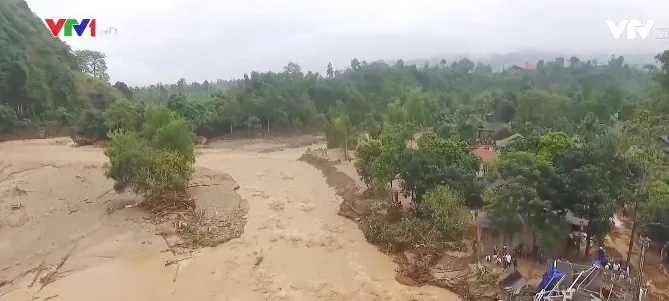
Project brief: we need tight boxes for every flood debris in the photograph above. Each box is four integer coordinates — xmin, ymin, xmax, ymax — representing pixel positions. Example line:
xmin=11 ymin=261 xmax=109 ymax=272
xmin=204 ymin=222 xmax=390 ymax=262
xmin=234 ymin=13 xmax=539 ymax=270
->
xmin=299 ymin=149 xmax=499 ymax=301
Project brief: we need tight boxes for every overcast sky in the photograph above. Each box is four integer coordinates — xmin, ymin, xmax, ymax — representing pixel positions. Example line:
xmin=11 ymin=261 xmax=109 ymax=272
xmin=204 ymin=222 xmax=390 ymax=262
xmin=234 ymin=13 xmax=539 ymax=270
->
xmin=27 ymin=0 xmax=669 ymax=86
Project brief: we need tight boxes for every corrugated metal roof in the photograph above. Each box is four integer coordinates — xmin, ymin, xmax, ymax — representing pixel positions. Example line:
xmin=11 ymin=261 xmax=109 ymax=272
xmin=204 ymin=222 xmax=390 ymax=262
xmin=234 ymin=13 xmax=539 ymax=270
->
xmin=495 ymin=133 xmax=524 ymax=148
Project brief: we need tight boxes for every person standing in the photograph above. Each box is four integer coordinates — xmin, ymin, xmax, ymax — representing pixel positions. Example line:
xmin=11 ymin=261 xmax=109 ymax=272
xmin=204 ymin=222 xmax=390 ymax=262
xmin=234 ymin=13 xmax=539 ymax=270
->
xmin=597 ymin=247 xmax=606 ymax=264
xmin=505 ymin=253 xmax=512 ymax=271
xmin=512 ymin=257 xmax=518 ymax=271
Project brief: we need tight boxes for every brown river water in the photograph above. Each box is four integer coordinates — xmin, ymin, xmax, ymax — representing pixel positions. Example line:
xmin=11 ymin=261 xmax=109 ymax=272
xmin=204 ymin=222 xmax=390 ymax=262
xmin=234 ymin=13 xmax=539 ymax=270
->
xmin=0 ymin=138 xmax=459 ymax=301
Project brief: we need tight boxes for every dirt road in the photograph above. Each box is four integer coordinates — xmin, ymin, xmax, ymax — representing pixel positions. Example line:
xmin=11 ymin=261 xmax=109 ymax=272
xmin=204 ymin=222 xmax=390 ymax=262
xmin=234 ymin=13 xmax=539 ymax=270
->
xmin=0 ymin=137 xmax=458 ymax=301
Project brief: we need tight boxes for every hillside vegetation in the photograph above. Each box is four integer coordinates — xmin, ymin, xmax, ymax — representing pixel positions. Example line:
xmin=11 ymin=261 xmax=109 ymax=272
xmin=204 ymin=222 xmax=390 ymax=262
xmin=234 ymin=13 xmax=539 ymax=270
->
xmin=0 ymin=0 xmax=124 ymax=134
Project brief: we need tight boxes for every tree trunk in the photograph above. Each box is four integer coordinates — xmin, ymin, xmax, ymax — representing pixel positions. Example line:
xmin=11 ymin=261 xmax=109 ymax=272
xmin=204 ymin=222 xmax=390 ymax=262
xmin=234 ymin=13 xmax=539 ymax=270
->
xmin=584 ymin=232 xmax=591 ymax=257
xmin=475 ymin=210 xmax=481 ymax=262
xmin=627 ymin=198 xmax=640 ymax=264
xmin=267 ymin=118 xmax=270 ymax=133
xmin=344 ymin=130 xmax=348 ymax=159
xmin=230 ymin=123 xmax=233 ymax=134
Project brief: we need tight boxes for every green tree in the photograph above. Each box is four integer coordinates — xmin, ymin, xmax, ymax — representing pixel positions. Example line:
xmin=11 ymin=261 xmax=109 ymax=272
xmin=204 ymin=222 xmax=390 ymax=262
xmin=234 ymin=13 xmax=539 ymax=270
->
xmin=537 ymin=131 xmax=575 ymax=163
xmin=104 ymin=99 xmax=142 ymax=133
xmin=514 ymin=90 xmax=573 ymax=134
xmin=113 ymin=81 xmax=133 ymax=99
xmin=399 ymin=131 xmax=478 ymax=205
xmin=244 ymin=115 xmax=261 ymax=132
xmin=496 ymin=151 xmax=567 ymax=250
xmin=639 ymin=181 xmax=669 ymax=242
xmin=372 ymin=123 xmax=412 ymax=190
xmin=424 ymin=185 xmax=469 ymax=240
xmin=0 ymin=104 xmax=18 ymax=132
xmin=104 ymin=105 xmax=195 ymax=202
xmin=326 ymin=62 xmax=334 ymax=78
xmin=553 ymin=136 xmax=637 ymax=255
xmin=354 ymin=138 xmax=382 ymax=188
xmin=73 ymin=109 xmax=107 ymax=139
xmin=74 ymin=50 xmax=110 ymax=82
xmin=333 ymin=114 xmax=351 ymax=156
xmin=483 ymin=188 xmax=524 ymax=242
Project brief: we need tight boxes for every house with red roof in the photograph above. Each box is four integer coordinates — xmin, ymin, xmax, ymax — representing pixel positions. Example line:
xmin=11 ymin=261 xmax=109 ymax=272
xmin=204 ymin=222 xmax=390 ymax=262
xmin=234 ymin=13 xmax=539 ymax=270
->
xmin=473 ymin=144 xmax=498 ymax=177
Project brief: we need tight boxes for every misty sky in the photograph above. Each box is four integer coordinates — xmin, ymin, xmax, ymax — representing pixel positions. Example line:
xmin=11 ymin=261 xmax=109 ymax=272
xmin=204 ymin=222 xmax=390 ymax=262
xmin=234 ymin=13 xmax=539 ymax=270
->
xmin=27 ymin=0 xmax=669 ymax=86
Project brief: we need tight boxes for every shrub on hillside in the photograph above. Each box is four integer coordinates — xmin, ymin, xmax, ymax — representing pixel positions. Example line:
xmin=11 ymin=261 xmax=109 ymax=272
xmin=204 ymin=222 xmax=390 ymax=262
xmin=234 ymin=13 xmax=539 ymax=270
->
xmin=104 ymin=105 xmax=196 ymax=202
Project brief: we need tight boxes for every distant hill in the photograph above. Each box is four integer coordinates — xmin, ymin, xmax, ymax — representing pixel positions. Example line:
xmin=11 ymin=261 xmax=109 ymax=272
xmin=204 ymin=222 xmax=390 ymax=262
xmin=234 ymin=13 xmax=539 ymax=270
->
xmin=0 ymin=0 xmax=123 ymax=130
xmin=399 ymin=51 xmax=658 ymax=71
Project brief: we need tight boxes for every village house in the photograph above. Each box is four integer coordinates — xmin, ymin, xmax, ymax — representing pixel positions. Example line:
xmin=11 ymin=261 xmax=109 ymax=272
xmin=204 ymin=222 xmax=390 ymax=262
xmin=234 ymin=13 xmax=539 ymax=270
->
xmin=476 ymin=209 xmax=588 ymax=256
xmin=505 ymin=63 xmax=537 ymax=73
xmin=495 ymin=133 xmax=524 ymax=149
xmin=473 ymin=144 xmax=498 ymax=177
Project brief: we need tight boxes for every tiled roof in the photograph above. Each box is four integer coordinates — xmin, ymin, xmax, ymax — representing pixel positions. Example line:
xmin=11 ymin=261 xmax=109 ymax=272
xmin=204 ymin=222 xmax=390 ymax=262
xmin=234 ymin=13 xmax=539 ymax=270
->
xmin=473 ymin=145 xmax=498 ymax=164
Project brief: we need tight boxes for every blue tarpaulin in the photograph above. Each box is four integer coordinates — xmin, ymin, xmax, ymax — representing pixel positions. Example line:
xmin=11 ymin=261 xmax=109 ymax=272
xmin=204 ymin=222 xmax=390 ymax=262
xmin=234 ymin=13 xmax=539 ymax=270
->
xmin=590 ymin=259 xmax=602 ymax=267
xmin=538 ymin=267 xmax=564 ymax=291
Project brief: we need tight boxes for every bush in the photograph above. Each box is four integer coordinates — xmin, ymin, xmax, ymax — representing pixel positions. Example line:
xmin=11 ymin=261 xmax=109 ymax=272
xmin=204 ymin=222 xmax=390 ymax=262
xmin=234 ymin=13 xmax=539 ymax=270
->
xmin=104 ymin=99 xmax=144 ymax=133
xmin=0 ymin=104 xmax=18 ymax=132
xmin=104 ymin=105 xmax=196 ymax=202
xmin=475 ymin=264 xmax=497 ymax=285
xmin=105 ymin=133 xmax=194 ymax=199
xmin=423 ymin=185 xmax=469 ymax=241
xmin=73 ymin=109 xmax=107 ymax=139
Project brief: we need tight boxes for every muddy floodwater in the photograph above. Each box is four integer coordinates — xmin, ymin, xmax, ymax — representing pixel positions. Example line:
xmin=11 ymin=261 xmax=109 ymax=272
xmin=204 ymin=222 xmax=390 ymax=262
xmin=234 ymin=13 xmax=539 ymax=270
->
xmin=0 ymin=137 xmax=459 ymax=301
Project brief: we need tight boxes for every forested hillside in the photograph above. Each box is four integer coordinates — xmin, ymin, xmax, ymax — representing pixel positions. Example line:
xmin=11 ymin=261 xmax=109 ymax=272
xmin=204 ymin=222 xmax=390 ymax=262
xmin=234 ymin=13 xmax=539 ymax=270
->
xmin=0 ymin=0 xmax=123 ymax=133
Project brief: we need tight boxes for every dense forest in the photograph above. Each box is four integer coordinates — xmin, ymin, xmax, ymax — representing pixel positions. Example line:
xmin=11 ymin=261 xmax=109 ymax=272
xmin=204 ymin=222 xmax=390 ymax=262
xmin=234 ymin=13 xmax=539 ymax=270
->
xmin=1 ymin=0 xmax=668 ymax=266
xmin=125 ymin=54 xmax=652 ymax=140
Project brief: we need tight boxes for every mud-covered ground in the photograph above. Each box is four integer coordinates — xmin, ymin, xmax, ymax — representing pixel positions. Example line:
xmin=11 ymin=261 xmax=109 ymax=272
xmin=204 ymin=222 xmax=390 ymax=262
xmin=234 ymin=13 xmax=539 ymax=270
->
xmin=0 ymin=139 xmax=248 ymax=299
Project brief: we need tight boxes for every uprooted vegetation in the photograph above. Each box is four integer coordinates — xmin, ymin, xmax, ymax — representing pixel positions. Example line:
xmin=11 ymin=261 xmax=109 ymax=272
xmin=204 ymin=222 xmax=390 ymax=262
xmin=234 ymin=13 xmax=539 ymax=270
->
xmin=299 ymin=150 xmax=499 ymax=300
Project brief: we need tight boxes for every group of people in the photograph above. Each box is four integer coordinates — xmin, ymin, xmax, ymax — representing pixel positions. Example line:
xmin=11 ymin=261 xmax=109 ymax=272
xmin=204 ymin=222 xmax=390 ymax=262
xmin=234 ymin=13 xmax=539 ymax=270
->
xmin=604 ymin=260 xmax=631 ymax=279
xmin=484 ymin=245 xmax=518 ymax=271
xmin=596 ymin=247 xmax=631 ymax=279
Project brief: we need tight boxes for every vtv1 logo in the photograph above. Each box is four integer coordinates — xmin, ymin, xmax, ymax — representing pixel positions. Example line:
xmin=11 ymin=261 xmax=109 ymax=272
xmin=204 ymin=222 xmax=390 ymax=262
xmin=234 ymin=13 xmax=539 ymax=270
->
xmin=46 ymin=19 xmax=100 ymax=37
xmin=605 ymin=20 xmax=655 ymax=40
